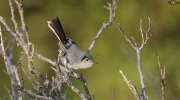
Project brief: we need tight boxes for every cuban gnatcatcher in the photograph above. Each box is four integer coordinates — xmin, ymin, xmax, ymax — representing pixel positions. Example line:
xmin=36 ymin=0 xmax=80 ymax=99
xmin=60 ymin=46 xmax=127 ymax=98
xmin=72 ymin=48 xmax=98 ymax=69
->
xmin=47 ymin=17 xmax=96 ymax=69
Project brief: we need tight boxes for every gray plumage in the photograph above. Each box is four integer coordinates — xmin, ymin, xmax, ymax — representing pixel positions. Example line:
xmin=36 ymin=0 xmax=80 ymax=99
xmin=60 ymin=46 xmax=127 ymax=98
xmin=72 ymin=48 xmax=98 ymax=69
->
xmin=47 ymin=17 xmax=96 ymax=69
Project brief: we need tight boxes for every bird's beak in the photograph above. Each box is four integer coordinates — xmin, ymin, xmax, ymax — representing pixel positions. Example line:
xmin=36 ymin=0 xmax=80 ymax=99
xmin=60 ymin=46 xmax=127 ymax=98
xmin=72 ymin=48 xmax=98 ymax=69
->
xmin=93 ymin=60 xmax=98 ymax=64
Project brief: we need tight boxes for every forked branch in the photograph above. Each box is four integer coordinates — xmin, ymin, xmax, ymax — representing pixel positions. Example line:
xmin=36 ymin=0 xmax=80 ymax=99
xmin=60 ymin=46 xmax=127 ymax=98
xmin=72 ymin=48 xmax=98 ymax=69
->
xmin=117 ymin=17 xmax=153 ymax=100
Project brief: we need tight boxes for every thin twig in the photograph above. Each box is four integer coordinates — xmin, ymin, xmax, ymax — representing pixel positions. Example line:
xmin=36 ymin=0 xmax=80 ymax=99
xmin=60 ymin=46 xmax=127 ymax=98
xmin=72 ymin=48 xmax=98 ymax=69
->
xmin=77 ymin=74 xmax=92 ymax=100
xmin=8 ymin=0 xmax=22 ymax=39
xmin=155 ymin=51 xmax=166 ymax=100
xmin=0 ymin=16 xmax=25 ymax=47
xmin=119 ymin=70 xmax=140 ymax=100
xmin=34 ymin=52 xmax=56 ymax=66
xmin=116 ymin=24 xmax=136 ymax=50
xmin=139 ymin=17 xmax=153 ymax=50
xmin=14 ymin=0 xmax=29 ymax=42
xmin=66 ymin=80 xmax=89 ymax=100
xmin=87 ymin=0 xmax=119 ymax=53
xmin=17 ymin=52 xmax=25 ymax=85
xmin=0 ymin=25 xmax=22 ymax=100
xmin=16 ymin=85 xmax=54 ymax=100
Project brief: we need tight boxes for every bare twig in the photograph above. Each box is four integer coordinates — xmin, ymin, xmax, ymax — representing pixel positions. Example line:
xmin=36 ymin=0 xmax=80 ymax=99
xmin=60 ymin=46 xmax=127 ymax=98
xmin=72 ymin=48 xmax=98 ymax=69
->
xmin=87 ymin=0 xmax=119 ymax=53
xmin=66 ymin=80 xmax=89 ymax=100
xmin=77 ymin=73 xmax=92 ymax=100
xmin=14 ymin=0 xmax=29 ymax=42
xmin=139 ymin=17 xmax=152 ymax=50
xmin=117 ymin=17 xmax=153 ymax=100
xmin=0 ymin=26 xmax=22 ymax=100
xmin=17 ymin=52 xmax=25 ymax=85
xmin=16 ymin=85 xmax=54 ymax=100
xmin=34 ymin=52 xmax=56 ymax=66
xmin=8 ymin=0 xmax=22 ymax=39
xmin=0 ymin=0 xmax=51 ymax=99
xmin=155 ymin=51 xmax=166 ymax=100
xmin=0 ymin=16 xmax=25 ymax=47
xmin=119 ymin=70 xmax=140 ymax=99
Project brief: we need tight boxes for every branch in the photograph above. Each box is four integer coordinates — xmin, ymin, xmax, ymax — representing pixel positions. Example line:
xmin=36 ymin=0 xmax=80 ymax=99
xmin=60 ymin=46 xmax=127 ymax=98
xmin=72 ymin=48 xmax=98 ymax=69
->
xmin=116 ymin=24 xmax=136 ymax=50
xmin=87 ymin=0 xmax=119 ymax=53
xmin=76 ymin=73 xmax=92 ymax=100
xmin=139 ymin=17 xmax=153 ymax=50
xmin=119 ymin=70 xmax=140 ymax=100
xmin=155 ymin=51 xmax=166 ymax=100
xmin=0 ymin=16 xmax=26 ymax=47
xmin=66 ymin=80 xmax=89 ymax=100
xmin=14 ymin=0 xmax=29 ymax=42
xmin=15 ymin=85 xmax=54 ymax=100
xmin=8 ymin=0 xmax=22 ymax=39
xmin=0 ymin=25 xmax=22 ymax=100
xmin=117 ymin=17 xmax=153 ymax=100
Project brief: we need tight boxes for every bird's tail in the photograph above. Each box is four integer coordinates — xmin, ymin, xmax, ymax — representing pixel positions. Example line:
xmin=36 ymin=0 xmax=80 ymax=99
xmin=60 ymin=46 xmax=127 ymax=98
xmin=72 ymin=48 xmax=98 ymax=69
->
xmin=47 ymin=17 xmax=67 ymax=43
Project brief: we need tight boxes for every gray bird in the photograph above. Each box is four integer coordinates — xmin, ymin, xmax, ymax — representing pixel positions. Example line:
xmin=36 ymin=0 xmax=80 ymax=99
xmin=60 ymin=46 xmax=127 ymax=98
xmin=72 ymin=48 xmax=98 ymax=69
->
xmin=47 ymin=17 xmax=96 ymax=69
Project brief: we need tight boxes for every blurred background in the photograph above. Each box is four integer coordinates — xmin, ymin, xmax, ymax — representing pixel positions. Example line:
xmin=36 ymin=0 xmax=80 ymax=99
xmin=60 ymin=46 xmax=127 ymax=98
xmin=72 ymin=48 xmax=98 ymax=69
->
xmin=0 ymin=0 xmax=180 ymax=99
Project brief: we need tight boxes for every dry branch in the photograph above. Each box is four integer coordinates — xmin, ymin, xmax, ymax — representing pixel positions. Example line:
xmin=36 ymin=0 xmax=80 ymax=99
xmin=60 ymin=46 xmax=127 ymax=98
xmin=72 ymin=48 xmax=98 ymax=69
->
xmin=155 ymin=51 xmax=166 ymax=100
xmin=117 ymin=17 xmax=153 ymax=100
xmin=88 ymin=0 xmax=119 ymax=53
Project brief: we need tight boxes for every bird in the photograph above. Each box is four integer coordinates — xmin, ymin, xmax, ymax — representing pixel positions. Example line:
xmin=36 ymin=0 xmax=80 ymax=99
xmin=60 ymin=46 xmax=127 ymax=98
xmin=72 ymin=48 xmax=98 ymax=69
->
xmin=47 ymin=17 xmax=96 ymax=69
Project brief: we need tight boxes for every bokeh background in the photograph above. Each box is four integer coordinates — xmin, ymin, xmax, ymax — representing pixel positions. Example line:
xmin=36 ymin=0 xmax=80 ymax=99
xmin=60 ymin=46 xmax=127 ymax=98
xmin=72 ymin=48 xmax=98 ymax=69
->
xmin=0 ymin=0 xmax=180 ymax=100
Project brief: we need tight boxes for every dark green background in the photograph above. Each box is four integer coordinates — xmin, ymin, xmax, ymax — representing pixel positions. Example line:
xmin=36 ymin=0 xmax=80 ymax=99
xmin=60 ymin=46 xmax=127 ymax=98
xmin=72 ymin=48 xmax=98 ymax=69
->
xmin=0 ymin=0 xmax=180 ymax=99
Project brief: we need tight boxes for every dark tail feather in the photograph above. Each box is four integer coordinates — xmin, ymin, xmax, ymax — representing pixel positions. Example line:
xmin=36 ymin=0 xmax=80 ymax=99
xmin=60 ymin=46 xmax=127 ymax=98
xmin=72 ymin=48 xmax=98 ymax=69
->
xmin=47 ymin=17 xmax=67 ymax=43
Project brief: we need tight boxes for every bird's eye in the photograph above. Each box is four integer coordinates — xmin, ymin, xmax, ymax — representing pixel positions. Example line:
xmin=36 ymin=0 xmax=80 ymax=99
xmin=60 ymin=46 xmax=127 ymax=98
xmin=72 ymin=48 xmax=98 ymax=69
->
xmin=86 ymin=58 xmax=89 ymax=61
